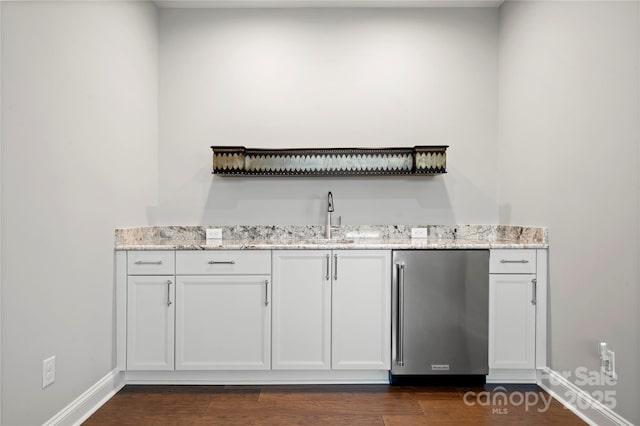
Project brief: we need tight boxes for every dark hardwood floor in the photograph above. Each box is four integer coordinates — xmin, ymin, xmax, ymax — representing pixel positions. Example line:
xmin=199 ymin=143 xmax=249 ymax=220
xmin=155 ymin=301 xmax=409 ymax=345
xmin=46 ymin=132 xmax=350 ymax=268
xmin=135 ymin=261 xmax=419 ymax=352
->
xmin=84 ymin=384 xmax=585 ymax=425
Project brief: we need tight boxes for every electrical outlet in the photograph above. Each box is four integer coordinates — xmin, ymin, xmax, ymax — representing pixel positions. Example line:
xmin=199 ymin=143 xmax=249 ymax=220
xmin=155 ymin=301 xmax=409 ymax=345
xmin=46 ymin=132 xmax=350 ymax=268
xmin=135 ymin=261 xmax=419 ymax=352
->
xmin=599 ymin=342 xmax=609 ymax=376
xmin=411 ymin=228 xmax=429 ymax=239
xmin=599 ymin=342 xmax=607 ymax=358
xmin=206 ymin=228 xmax=222 ymax=240
xmin=604 ymin=349 xmax=617 ymax=380
xmin=599 ymin=342 xmax=617 ymax=380
xmin=43 ymin=356 xmax=55 ymax=389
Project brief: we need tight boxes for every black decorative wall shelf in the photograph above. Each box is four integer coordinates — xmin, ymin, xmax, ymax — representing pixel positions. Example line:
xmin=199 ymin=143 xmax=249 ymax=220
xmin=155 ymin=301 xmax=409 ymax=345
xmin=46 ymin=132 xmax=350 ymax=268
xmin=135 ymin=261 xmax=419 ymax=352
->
xmin=210 ymin=146 xmax=447 ymax=176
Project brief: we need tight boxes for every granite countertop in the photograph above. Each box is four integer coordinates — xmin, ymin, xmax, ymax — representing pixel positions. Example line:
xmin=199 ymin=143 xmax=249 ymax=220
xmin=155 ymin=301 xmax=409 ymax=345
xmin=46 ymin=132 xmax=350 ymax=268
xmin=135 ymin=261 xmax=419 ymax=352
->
xmin=115 ymin=225 xmax=548 ymax=250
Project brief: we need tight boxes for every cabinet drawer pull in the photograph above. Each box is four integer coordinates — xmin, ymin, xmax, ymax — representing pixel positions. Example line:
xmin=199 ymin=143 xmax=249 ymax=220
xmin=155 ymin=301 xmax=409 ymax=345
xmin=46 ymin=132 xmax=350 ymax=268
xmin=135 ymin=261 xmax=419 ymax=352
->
xmin=264 ymin=279 xmax=269 ymax=306
xmin=208 ymin=260 xmax=236 ymax=265
xmin=325 ymin=254 xmax=330 ymax=280
xmin=167 ymin=280 xmax=172 ymax=307
xmin=134 ymin=260 xmax=163 ymax=265
xmin=333 ymin=254 xmax=338 ymax=280
xmin=500 ymin=259 xmax=529 ymax=264
xmin=531 ymin=278 xmax=537 ymax=305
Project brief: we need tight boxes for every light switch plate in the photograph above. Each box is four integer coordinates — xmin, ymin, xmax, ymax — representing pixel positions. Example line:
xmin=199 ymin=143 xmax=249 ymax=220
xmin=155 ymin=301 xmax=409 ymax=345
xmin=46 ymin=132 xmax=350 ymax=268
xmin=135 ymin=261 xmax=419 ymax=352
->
xmin=206 ymin=228 xmax=222 ymax=240
xmin=411 ymin=228 xmax=429 ymax=239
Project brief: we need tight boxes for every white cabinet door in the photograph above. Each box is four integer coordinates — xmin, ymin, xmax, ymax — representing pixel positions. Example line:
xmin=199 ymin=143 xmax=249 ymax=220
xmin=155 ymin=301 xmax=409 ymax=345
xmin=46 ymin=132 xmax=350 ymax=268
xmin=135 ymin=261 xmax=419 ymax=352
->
xmin=332 ymin=250 xmax=391 ymax=370
xmin=489 ymin=274 xmax=536 ymax=369
xmin=175 ymin=275 xmax=271 ymax=370
xmin=272 ymin=251 xmax=331 ymax=370
xmin=127 ymin=276 xmax=175 ymax=370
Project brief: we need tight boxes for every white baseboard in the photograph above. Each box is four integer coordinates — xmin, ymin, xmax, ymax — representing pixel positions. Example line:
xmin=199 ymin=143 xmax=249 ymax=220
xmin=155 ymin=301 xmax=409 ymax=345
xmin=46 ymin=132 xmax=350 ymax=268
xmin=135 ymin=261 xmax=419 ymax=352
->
xmin=43 ymin=369 xmax=125 ymax=426
xmin=487 ymin=368 xmax=537 ymax=384
xmin=125 ymin=369 xmax=389 ymax=385
xmin=537 ymin=367 xmax=633 ymax=426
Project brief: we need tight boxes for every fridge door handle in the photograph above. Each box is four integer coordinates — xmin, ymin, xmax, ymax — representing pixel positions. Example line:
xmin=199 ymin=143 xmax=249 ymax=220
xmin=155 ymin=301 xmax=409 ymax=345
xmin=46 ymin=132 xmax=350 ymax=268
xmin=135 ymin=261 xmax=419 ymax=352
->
xmin=396 ymin=262 xmax=405 ymax=367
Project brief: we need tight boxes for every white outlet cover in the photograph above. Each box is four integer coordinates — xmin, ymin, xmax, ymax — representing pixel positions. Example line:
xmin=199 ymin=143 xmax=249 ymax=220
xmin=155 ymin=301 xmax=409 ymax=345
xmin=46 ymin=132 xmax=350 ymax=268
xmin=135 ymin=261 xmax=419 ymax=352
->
xmin=206 ymin=228 xmax=222 ymax=240
xmin=43 ymin=356 xmax=55 ymax=389
xmin=411 ymin=228 xmax=429 ymax=239
xmin=606 ymin=349 xmax=617 ymax=380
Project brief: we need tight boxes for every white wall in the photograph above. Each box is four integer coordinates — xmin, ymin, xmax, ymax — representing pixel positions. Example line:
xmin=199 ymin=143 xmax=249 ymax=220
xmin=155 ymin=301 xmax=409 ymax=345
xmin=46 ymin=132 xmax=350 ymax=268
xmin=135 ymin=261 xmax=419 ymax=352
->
xmin=0 ymin=2 xmax=158 ymax=425
xmin=158 ymin=8 xmax=499 ymax=226
xmin=498 ymin=1 xmax=639 ymax=423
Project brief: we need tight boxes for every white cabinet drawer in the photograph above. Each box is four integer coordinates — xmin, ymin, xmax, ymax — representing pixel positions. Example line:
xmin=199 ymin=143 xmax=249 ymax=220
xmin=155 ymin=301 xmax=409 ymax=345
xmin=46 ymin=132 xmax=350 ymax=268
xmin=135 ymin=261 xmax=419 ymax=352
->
xmin=176 ymin=250 xmax=271 ymax=275
xmin=128 ymin=251 xmax=175 ymax=275
xmin=490 ymin=249 xmax=536 ymax=274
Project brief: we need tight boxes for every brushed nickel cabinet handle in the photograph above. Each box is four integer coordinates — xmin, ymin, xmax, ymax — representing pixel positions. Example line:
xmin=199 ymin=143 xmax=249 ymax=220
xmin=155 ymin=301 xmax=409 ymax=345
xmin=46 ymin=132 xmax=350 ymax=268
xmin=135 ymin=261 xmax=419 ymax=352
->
xmin=500 ymin=259 xmax=529 ymax=264
xmin=208 ymin=260 xmax=235 ymax=265
xmin=325 ymin=254 xmax=330 ymax=280
xmin=135 ymin=260 xmax=163 ymax=265
xmin=531 ymin=278 xmax=537 ymax=305
xmin=333 ymin=254 xmax=338 ymax=280
xmin=167 ymin=280 xmax=172 ymax=307
xmin=264 ymin=280 xmax=269 ymax=306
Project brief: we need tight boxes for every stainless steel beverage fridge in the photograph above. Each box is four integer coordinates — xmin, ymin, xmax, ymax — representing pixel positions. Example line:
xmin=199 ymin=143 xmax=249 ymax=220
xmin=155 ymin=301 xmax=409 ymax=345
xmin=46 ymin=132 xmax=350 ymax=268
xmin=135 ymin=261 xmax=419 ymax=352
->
xmin=391 ymin=250 xmax=489 ymax=381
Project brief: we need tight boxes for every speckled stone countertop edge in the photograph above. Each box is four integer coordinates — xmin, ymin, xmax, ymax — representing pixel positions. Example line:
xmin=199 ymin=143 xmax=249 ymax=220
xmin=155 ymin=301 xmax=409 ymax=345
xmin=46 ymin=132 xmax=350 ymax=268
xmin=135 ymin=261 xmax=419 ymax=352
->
xmin=115 ymin=225 xmax=548 ymax=250
xmin=114 ymin=242 xmax=548 ymax=250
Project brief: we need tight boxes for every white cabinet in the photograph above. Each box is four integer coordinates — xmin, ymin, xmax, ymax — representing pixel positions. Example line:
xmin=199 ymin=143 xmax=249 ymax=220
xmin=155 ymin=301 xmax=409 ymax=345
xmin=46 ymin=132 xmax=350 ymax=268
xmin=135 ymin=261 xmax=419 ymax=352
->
xmin=271 ymin=250 xmax=390 ymax=371
xmin=272 ymin=251 xmax=331 ymax=370
xmin=127 ymin=275 xmax=175 ymax=371
xmin=128 ymin=251 xmax=175 ymax=275
xmin=175 ymin=275 xmax=271 ymax=370
xmin=332 ymin=250 xmax=391 ymax=370
xmin=176 ymin=250 xmax=270 ymax=275
xmin=116 ymin=244 xmax=546 ymax=384
xmin=489 ymin=274 xmax=536 ymax=369
xmin=126 ymin=251 xmax=176 ymax=371
xmin=125 ymin=250 xmax=272 ymax=372
xmin=488 ymin=249 xmax=546 ymax=383
xmin=175 ymin=251 xmax=272 ymax=371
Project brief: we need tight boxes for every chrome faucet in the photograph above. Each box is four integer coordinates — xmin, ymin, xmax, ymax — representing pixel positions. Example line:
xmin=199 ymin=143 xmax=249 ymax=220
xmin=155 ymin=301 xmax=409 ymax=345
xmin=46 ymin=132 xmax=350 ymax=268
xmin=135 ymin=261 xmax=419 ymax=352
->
xmin=326 ymin=192 xmax=335 ymax=239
